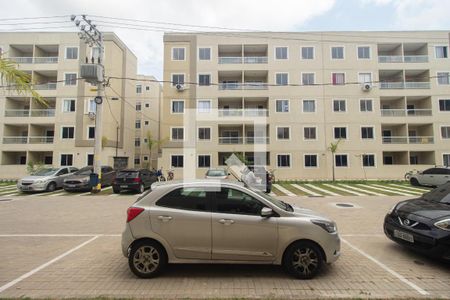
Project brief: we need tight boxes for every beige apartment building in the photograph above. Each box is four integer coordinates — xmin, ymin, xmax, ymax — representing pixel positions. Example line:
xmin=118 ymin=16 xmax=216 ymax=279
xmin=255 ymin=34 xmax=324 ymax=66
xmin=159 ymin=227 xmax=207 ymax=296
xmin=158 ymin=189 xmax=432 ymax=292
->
xmin=133 ymin=75 xmax=162 ymax=169
xmin=161 ymin=31 xmax=450 ymax=180
xmin=0 ymin=32 xmax=138 ymax=178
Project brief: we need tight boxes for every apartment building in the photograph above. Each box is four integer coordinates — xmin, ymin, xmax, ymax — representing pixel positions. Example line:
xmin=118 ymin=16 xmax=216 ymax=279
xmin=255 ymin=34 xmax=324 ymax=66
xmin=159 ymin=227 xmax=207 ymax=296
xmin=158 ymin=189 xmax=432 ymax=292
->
xmin=0 ymin=32 xmax=138 ymax=178
xmin=161 ymin=31 xmax=450 ymax=180
xmin=134 ymin=75 xmax=162 ymax=169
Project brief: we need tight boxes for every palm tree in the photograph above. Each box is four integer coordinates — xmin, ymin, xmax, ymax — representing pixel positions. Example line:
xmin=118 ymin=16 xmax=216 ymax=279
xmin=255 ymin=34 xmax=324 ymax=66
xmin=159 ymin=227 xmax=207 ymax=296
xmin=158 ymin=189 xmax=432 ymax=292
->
xmin=0 ymin=56 xmax=46 ymax=106
xmin=328 ymin=139 xmax=342 ymax=182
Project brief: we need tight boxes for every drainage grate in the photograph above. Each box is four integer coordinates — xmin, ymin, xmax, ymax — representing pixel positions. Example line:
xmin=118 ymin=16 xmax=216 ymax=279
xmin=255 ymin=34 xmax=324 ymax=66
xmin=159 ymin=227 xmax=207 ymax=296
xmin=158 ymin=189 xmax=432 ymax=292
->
xmin=336 ymin=203 xmax=354 ymax=208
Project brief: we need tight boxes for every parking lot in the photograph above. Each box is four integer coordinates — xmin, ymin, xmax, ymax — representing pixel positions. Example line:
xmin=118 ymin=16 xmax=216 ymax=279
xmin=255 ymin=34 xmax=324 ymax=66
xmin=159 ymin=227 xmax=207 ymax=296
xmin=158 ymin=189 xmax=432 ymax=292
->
xmin=0 ymin=188 xmax=449 ymax=299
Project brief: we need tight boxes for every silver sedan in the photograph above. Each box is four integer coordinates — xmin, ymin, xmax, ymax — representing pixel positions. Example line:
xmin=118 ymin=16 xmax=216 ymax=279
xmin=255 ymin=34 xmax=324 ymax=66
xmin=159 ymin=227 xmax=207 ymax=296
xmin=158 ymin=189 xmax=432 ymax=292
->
xmin=121 ymin=180 xmax=340 ymax=279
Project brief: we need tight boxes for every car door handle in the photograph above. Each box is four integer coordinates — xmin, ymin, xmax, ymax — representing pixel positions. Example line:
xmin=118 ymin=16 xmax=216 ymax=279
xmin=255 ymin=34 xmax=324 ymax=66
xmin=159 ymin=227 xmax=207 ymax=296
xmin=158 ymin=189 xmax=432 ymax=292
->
xmin=219 ymin=219 xmax=235 ymax=225
xmin=157 ymin=216 xmax=173 ymax=222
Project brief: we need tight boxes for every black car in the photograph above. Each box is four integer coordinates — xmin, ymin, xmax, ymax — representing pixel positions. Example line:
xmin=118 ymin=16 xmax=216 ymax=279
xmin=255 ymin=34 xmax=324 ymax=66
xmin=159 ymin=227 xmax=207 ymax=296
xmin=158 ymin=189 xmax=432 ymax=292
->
xmin=63 ymin=166 xmax=116 ymax=192
xmin=112 ymin=169 xmax=157 ymax=194
xmin=384 ymin=182 xmax=450 ymax=260
xmin=247 ymin=165 xmax=273 ymax=193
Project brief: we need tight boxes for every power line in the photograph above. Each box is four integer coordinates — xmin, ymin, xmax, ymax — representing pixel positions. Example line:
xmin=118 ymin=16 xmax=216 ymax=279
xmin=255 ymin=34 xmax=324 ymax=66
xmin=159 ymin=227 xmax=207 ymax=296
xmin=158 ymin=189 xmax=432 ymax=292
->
xmin=0 ymin=25 xmax=75 ymax=32
xmin=0 ymin=21 xmax=72 ymax=26
xmin=0 ymin=15 xmax=70 ymax=22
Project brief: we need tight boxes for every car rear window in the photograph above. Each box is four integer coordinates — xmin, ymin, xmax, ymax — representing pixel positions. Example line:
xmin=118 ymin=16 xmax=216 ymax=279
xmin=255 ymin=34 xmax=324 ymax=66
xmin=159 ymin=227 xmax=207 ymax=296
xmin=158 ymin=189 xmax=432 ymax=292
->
xmin=156 ymin=187 xmax=210 ymax=211
xmin=117 ymin=171 xmax=139 ymax=178
xmin=206 ymin=170 xmax=226 ymax=176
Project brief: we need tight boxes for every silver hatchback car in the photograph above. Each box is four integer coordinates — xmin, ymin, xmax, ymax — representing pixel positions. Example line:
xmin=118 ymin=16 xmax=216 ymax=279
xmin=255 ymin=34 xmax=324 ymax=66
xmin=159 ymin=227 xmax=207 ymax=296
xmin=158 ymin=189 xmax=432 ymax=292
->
xmin=121 ymin=180 xmax=340 ymax=279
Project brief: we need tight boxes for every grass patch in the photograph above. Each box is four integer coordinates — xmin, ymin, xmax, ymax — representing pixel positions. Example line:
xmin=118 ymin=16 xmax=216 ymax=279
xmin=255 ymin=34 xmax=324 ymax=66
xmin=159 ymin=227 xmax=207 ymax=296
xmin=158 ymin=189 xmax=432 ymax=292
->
xmin=315 ymin=183 xmax=355 ymax=196
xmin=278 ymin=182 xmax=308 ymax=196
xmin=270 ymin=185 xmax=285 ymax=196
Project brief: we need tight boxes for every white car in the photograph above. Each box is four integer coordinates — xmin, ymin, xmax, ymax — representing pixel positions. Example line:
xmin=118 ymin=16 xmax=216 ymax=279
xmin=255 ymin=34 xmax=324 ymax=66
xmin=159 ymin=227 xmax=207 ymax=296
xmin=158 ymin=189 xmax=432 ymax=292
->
xmin=410 ymin=167 xmax=450 ymax=187
xmin=17 ymin=167 xmax=78 ymax=192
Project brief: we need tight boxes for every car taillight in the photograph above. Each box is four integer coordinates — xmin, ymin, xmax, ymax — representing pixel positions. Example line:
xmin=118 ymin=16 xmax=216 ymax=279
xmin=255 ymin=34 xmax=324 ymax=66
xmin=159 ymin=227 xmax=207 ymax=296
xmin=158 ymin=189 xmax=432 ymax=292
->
xmin=133 ymin=177 xmax=141 ymax=182
xmin=127 ymin=207 xmax=144 ymax=223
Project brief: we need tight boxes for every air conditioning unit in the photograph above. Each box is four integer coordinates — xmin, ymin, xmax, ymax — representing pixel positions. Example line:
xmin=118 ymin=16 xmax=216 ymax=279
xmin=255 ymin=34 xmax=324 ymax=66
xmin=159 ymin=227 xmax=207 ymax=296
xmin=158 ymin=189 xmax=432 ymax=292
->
xmin=362 ymin=83 xmax=372 ymax=91
xmin=175 ymin=83 xmax=185 ymax=91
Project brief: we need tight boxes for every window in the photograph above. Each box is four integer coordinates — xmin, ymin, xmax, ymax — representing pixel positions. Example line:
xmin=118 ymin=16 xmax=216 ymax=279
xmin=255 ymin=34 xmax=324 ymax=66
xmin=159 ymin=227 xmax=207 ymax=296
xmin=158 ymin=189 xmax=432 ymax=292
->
xmin=301 ymin=47 xmax=314 ymax=59
xmin=86 ymin=99 xmax=96 ymax=113
xmin=199 ymin=47 xmax=211 ymax=60
xmin=64 ymin=73 xmax=77 ymax=86
xmin=439 ymin=99 xmax=450 ymax=111
xmin=198 ymin=155 xmax=211 ymax=168
xmin=61 ymin=127 xmax=74 ymax=139
xmin=358 ymin=46 xmax=370 ymax=59
xmin=331 ymin=46 xmax=344 ymax=59
xmin=62 ymin=99 xmax=75 ymax=112
xmin=198 ymin=127 xmax=211 ymax=140
xmin=275 ymin=47 xmax=288 ymax=59
xmin=361 ymin=127 xmax=374 ymax=139
xmin=145 ymin=102 xmax=150 ymax=108
xmin=171 ymin=127 xmax=184 ymax=140
xmin=136 ymin=102 xmax=142 ymax=111
xmin=144 ymin=121 xmax=149 ymax=126
xmin=60 ymin=154 xmax=73 ymax=166
xmin=334 ymin=127 xmax=347 ymax=139
xmin=277 ymin=127 xmax=290 ymax=140
xmin=172 ymin=74 xmax=185 ymax=86
xmin=197 ymin=100 xmax=211 ymax=113
xmin=171 ymin=155 xmax=184 ymax=168
xmin=171 ymin=100 xmax=184 ymax=113
xmin=87 ymin=154 xmax=94 ymax=166
xmin=362 ymin=154 xmax=375 ymax=167
xmin=302 ymin=73 xmax=315 ymax=85
xmin=215 ymin=188 xmax=265 ymax=216
xmin=335 ymin=154 xmax=348 ymax=167
xmin=304 ymin=127 xmax=317 ymax=140
xmin=304 ymin=154 xmax=318 ymax=167
xmin=436 ymin=46 xmax=448 ymax=58
xmin=65 ymin=47 xmax=78 ymax=59
xmin=303 ymin=100 xmax=316 ymax=112
xmin=443 ymin=154 xmax=450 ymax=167
xmin=88 ymin=126 xmax=95 ymax=139
xmin=277 ymin=154 xmax=291 ymax=167
xmin=135 ymin=138 xmax=140 ymax=147
xmin=358 ymin=73 xmax=372 ymax=83
xmin=143 ymin=156 xmax=149 ymax=161
xmin=276 ymin=100 xmax=289 ymax=112
xmin=157 ymin=187 xmax=209 ymax=211
xmin=136 ymin=85 xmax=142 ymax=94
xmin=437 ymin=72 xmax=450 ymax=85
xmin=135 ymin=120 xmax=141 ymax=129
xmin=332 ymin=73 xmax=345 ymax=85
xmin=360 ymin=99 xmax=373 ymax=112
xmin=276 ymin=73 xmax=288 ymax=85
xmin=44 ymin=156 xmax=53 ymax=165
xmin=134 ymin=157 xmax=140 ymax=165
xmin=198 ymin=74 xmax=211 ymax=86
xmin=146 ymin=86 xmax=150 ymax=91
xmin=172 ymin=47 xmax=185 ymax=60
xmin=441 ymin=126 xmax=450 ymax=139
xmin=333 ymin=100 xmax=346 ymax=112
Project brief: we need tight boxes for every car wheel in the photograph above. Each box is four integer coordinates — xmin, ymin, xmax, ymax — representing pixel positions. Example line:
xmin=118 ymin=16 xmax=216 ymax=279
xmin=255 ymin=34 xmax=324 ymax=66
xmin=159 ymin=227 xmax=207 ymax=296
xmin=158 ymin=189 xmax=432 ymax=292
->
xmin=138 ymin=183 xmax=145 ymax=194
xmin=410 ymin=178 xmax=420 ymax=186
xmin=128 ymin=240 xmax=167 ymax=278
xmin=283 ymin=241 xmax=323 ymax=279
xmin=113 ymin=187 xmax=120 ymax=194
xmin=46 ymin=182 xmax=56 ymax=192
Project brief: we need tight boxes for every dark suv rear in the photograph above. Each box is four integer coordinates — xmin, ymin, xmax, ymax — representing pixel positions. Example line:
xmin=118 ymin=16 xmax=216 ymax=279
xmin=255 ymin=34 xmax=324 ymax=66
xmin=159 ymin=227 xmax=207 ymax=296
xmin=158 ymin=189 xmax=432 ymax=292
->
xmin=112 ymin=169 xmax=157 ymax=194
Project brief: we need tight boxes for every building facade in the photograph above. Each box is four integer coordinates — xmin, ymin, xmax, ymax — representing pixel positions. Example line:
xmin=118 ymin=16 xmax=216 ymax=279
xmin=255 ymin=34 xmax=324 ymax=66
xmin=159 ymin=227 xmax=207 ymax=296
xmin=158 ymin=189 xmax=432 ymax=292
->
xmin=0 ymin=32 xmax=138 ymax=178
xmin=161 ymin=31 xmax=450 ymax=180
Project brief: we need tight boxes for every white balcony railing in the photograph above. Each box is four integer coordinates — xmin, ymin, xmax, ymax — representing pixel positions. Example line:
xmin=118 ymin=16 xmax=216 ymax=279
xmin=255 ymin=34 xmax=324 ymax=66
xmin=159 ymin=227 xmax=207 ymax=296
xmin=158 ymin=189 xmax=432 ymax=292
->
xmin=244 ymin=109 xmax=268 ymax=117
xmin=379 ymin=81 xmax=430 ymax=89
xmin=28 ymin=136 xmax=54 ymax=144
xmin=219 ymin=82 xmax=268 ymax=90
xmin=3 ymin=136 xmax=28 ymax=144
xmin=219 ymin=137 xmax=243 ymax=144
xmin=34 ymin=83 xmax=57 ymax=90
xmin=403 ymin=55 xmax=428 ymax=63
xmin=404 ymin=82 xmax=430 ymax=89
xmin=8 ymin=57 xmax=33 ymax=64
xmin=218 ymin=57 xmax=242 ymax=64
xmin=245 ymin=137 xmax=270 ymax=144
xmin=243 ymin=56 xmax=268 ymax=64
xmin=406 ymin=109 xmax=432 ymax=116
xmin=378 ymin=55 xmax=403 ymax=63
xmin=379 ymin=82 xmax=404 ymax=89
xmin=218 ymin=109 xmax=243 ymax=117
xmin=8 ymin=57 xmax=58 ymax=64
xmin=30 ymin=109 xmax=55 ymax=117
xmin=218 ymin=56 xmax=268 ymax=64
xmin=408 ymin=136 xmax=434 ymax=144
xmin=4 ymin=109 xmax=30 ymax=117
xmin=381 ymin=109 xmax=432 ymax=117
xmin=378 ymin=55 xmax=428 ymax=63
xmin=218 ymin=108 xmax=268 ymax=117
xmin=382 ymin=136 xmax=434 ymax=144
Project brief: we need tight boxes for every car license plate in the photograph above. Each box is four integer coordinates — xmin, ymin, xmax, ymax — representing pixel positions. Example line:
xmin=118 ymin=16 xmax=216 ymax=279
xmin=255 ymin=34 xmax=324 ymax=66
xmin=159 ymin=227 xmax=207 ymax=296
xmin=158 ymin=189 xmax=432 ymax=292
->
xmin=394 ymin=229 xmax=414 ymax=243
xmin=68 ymin=184 xmax=76 ymax=188
xmin=120 ymin=185 xmax=128 ymax=188
xmin=22 ymin=186 xmax=29 ymax=190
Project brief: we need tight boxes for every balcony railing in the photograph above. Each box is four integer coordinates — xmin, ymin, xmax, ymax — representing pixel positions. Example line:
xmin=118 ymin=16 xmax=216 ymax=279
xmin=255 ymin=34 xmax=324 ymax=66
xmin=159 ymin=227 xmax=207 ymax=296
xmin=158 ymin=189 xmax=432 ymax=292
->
xmin=218 ymin=108 xmax=268 ymax=117
xmin=404 ymin=82 xmax=430 ymax=89
xmin=4 ymin=109 xmax=55 ymax=117
xmin=4 ymin=109 xmax=30 ymax=117
xmin=244 ymin=109 xmax=268 ymax=117
xmin=218 ymin=136 xmax=270 ymax=144
xmin=8 ymin=57 xmax=58 ymax=64
xmin=218 ymin=56 xmax=268 ymax=64
xmin=378 ymin=55 xmax=428 ymax=63
xmin=30 ymin=109 xmax=55 ymax=117
xmin=219 ymin=137 xmax=243 ymax=144
xmin=2 ymin=136 xmax=54 ymax=144
xmin=3 ymin=136 xmax=28 ymax=144
xmin=379 ymin=81 xmax=430 ymax=89
xmin=34 ymin=83 xmax=57 ymax=90
xmin=28 ymin=136 xmax=54 ymax=144
xmin=218 ymin=109 xmax=243 ymax=117
xmin=380 ymin=82 xmax=405 ymax=89
xmin=382 ymin=136 xmax=434 ymax=144
xmin=381 ymin=109 xmax=432 ymax=117
xmin=219 ymin=82 xmax=268 ymax=90
xmin=245 ymin=137 xmax=270 ymax=144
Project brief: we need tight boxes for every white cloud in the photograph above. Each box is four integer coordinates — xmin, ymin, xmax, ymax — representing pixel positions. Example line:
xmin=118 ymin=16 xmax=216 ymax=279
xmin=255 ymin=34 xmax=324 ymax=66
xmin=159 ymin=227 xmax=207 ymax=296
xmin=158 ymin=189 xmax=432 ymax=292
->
xmin=0 ymin=0 xmax=336 ymax=79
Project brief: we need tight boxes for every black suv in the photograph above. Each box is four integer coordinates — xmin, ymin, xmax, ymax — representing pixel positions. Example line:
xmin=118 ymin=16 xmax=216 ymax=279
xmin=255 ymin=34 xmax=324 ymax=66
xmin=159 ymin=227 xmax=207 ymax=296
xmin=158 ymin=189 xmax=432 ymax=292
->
xmin=112 ymin=169 xmax=157 ymax=194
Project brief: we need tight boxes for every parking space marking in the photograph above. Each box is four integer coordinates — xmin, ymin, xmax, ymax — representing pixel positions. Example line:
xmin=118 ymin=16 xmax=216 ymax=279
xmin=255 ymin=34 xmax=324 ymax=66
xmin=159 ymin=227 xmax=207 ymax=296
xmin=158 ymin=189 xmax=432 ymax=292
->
xmin=291 ymin=184 xmax=321 ymax=196
xmin=342 ymin=238 xmax=429 ymax=296
xmin=389 ymin=184 xmax=430 ymax=193
xmin=49 ymin=191 xmax=68 ymax=197
xmin=305 ymin=184 xmax=339 ymax=196
xmin=339 ymin=184 xmax=384 ymax=196
xmin=0 ymin=186 xmax=17 ymax=191
xmin=358 ymin=184 xmax=413 ymax=196
xmin=371 ymin=184 xmax=421 ymax=195
xmin=272 ymin=184 xmax=296 ymax=196
xmin=0 ymin=235 xmax=99 ymax=293
xmin=323 ymin=184 xmax=365 ymax=196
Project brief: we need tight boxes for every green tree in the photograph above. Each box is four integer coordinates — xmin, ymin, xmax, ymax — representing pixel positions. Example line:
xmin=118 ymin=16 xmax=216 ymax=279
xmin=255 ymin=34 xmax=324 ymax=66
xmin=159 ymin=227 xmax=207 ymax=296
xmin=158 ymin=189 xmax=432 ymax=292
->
xmin=328 ymin=139 xmax=342 ymax=182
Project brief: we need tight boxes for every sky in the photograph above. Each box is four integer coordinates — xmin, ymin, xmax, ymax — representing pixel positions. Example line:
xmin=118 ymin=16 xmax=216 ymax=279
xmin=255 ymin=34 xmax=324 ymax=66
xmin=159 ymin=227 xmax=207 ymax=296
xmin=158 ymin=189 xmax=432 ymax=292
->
xmin=0 ymin=0 xmax=449 ymax=79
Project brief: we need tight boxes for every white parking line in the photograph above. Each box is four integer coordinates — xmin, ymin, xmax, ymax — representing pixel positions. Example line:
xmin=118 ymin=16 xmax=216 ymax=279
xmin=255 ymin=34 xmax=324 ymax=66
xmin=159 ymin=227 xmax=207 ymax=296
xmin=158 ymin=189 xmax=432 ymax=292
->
xmin=49 ymin=191 xmax=68 ymax=197
xmin=323 ymin=184 xmax=365 ymax=196
xmin=305 ymin=184 xmax=339 ymax=196
xmin=339 ymin=184 xmax=385 ymax=196
xmin=272 ymin=184 xmax=296 ymax=197
xmin=0 ymin=235 xmax=99 ymax=293
xmin=290 ymin=184 xmax=321 ymax=196
xmin=389 ymin=184 xmax=430 ymax=193
xmin=371 ymin=184 xmax=421 ymax=195
xmin=358 ymin=184 xmax=414 ymax=196
xmin=342 ymin=238 xmax=429 ymax=295
xmin=0 ymin=192 xmax=20 ymax=198
xmin=0 ymin=186 xmax=17 ymax=191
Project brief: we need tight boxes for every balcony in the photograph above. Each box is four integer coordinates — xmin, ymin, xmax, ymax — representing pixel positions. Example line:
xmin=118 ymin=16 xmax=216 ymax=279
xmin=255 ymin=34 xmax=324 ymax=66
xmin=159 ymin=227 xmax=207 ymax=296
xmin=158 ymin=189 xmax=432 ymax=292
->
xmin=34 ymin=83 xmax=57 ymax=90
xmin=382 ymin=136 xmax=434 ymax=144
xmin=28 ymin=136 xmax=54 ymax=144
xmin=245 ymin=137 xmax=270 ymax=144
xmin=378 ymin=55 xmax=428 ymax=63
xmin=8 ymin=57 xmax=58 ymax=64
xmin=3 ymin=136 xmax=28 ymax=144
xmin=219 ymin=137 xmax=243 ymax=144
xmin=4 ymin=109 xmax=55 ymax=117
xmin=218 ymin=44 xmax=268 ymax=64
xmin=2 ymin=136 xmax=54 ymax=144
xmin=30 ymin=109 xmax=55 ymax=117
xmin=219 ymin=82 xmax=268 ymax=90
xmin=381 ymin=109 xmax=432 ymax=117
xmin=380 ymin=82 xmax=405 ymax=89
xmin=5 ymin=109 xmax=30 ymax=117
xmin=404 ymin=82 xmax=430 ymax=89
xmin=378 ymin=43 xmax=428 ymax=63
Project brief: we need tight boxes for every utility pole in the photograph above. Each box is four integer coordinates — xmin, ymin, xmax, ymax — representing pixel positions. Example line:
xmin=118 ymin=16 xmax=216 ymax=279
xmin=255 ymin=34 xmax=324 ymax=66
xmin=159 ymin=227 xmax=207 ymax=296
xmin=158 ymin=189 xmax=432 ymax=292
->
xmin=71 ymin=14 xmax=104 ymax=193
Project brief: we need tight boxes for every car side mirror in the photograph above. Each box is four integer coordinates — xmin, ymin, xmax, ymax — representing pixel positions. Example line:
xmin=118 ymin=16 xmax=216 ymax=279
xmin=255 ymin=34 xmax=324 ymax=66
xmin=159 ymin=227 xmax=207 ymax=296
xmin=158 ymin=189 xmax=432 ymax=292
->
xmin=261 ymin=207 xmax=273 ymax=218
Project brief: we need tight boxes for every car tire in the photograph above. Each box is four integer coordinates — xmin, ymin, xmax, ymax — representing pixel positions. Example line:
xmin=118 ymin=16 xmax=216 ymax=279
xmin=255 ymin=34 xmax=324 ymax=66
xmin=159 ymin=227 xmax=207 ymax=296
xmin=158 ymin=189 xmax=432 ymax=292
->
xmin=283 ymin=241 xmax=323 ymax=279
xmin=410 ymin=178 xmax=420 ymax=186
xmin=46 ymin=182 xmax=56 ymax=192
xmin=113 ymin=187 xmax=120 ymax=194
xmin=138 ymin=183 xmax=145 ymax=194
xmin=128 ymin=240 xmax=167 ymax=278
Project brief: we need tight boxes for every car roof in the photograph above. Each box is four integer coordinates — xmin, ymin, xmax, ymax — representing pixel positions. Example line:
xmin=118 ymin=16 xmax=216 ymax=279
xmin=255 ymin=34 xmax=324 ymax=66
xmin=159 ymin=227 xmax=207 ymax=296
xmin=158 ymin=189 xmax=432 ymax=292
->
xmin=151 ymin=179 xmax=244 ymax=190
